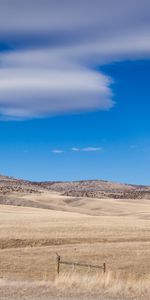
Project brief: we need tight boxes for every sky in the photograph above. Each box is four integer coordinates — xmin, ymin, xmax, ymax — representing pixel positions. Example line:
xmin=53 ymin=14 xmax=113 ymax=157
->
xmin=0 ymin=0 xmax=150 ymax=184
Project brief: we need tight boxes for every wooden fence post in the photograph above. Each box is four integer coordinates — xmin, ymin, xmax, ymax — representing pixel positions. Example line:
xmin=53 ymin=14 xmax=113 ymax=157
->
xmin=55 ymin=253 xmax=106 ymax=275
xmin=103 ymin=262 xmax=106 ymax=273
xmin=56 ymin=253 xmax=61 ymax=274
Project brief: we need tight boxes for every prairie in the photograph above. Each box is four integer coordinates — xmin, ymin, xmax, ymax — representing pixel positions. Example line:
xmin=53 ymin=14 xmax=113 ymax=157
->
xmin=0 ymin=191 xmax=150 ymax=299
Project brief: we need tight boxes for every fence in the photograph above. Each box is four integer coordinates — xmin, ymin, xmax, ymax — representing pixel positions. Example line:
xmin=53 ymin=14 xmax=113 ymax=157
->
xmin=56 ymin=253 xmax=106 ymax=274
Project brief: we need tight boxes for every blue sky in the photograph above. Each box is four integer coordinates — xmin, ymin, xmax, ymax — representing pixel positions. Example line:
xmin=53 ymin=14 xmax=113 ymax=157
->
xmin=0 ymin=0 xmax=150 ymax=184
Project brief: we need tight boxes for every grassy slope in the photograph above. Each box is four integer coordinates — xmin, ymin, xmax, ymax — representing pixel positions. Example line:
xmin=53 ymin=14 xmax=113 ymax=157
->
xmin=0 ymin=192 xmax=150 ymax=299
xmin=0 ymin=174 xmax=150 ymax=299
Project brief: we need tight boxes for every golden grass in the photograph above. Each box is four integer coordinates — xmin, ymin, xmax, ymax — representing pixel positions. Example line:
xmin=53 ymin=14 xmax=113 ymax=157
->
xmin=0 ymin=192 xmax=150 ymax=299
xmin=54 ymin=271 xmax=150 ymax=299
xmin=0 ymin=272 xmax=150 ymax=299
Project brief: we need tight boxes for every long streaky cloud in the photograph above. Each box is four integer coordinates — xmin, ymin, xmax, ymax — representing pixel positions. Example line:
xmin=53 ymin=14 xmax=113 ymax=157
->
xmin=0 ymin=0 xmax=150 ymax=119
xmin=72 ymin=147 xmax=102 ymax=152
xmin=82 ymin=147 xmax=102 ymax=152
xmin=72 ymin=148 xmax=80 ymax=152
xmin=52 ymin=149 xmax=64 ymax=154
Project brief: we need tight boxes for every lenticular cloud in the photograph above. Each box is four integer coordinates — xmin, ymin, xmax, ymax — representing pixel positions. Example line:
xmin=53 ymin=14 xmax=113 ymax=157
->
xmin=0 ymin=0 xmax=150 ymax=119
xmin=0 ymin=66 xmax=113 ymax=119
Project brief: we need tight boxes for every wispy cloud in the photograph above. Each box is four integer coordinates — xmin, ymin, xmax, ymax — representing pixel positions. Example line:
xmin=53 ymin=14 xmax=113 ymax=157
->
xmin=82 ymin=147 xmax=102 ymax=152
xmin=72 ymin=147 xmax=80 ymax=152
xmin=52 ymin=149 xmax=64 ymax=154
xmin=72 ymin=147 xmax=102 ymax=152
xmin=0 ymin=0 xmax=150 ymax=119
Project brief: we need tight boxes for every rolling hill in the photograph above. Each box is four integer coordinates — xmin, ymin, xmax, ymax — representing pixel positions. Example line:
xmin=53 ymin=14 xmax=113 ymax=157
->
xmin=0 ymin=174 xmax=150 ymax=215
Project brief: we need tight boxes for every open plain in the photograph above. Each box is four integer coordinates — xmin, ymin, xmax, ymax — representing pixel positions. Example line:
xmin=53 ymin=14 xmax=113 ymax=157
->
xmin=0 ymin=177 xmax=150 ymax=299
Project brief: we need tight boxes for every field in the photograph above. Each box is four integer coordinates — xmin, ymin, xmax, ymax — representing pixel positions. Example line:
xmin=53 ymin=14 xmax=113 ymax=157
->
xmin=0 ymin=189 xmax=150 ymax=299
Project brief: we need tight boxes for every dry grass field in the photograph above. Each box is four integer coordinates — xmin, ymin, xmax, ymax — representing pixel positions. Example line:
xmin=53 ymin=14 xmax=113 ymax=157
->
xmin=0 ymin=190 xmax=150 ymax=299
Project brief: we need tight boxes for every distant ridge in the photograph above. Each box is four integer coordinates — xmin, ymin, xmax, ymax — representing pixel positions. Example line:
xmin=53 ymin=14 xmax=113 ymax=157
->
xmin=0 ymin=174 xmax=150 ymax=200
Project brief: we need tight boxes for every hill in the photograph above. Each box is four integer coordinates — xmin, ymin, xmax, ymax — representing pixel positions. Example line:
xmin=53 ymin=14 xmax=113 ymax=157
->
xmin=0 ymin=174 xmax=150 ymax=214
xmin=36 ymin=179 xmax=150 ymax=199
xmin=0 ymin=174 xmax=150 ymax=299
xmin=1 ymin=174 xmax=150 ymax=199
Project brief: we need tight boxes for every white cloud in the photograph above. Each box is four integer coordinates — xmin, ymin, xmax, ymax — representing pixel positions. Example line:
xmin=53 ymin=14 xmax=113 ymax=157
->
xmin=0 ymin=67 xmax=113 ymax=118
xmin=72 ymin=148 xmax=80 ymax=152
xmin=0 ymin=0 xmax=150 ymax=119
xmin=82 ymin=147 xmax=102 ymax=152
xmin=52 ymin=149 xmax=64 ymax=154
xmin=72 ymin=147 xmax=102 ymax=152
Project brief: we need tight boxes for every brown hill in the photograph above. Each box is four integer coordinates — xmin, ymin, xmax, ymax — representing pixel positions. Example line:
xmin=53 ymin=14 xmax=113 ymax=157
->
xmin=0 ymin=174 xmax=150 ymax=214
xmin=1 ymin=175 xmax=150 ymax=199
xmin=35 ymin=179 xmax=150 ymax=199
